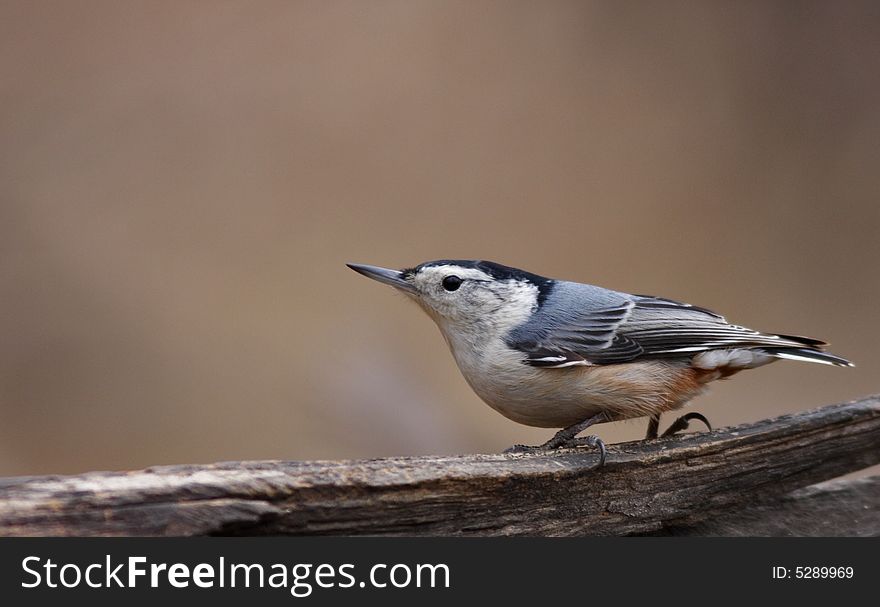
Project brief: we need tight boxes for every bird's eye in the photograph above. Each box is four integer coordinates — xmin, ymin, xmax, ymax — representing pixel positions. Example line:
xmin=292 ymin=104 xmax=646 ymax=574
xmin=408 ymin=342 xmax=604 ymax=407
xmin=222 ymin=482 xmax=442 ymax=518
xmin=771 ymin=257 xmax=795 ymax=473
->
xmin=442 ymin=275 xmax=463 ymax=292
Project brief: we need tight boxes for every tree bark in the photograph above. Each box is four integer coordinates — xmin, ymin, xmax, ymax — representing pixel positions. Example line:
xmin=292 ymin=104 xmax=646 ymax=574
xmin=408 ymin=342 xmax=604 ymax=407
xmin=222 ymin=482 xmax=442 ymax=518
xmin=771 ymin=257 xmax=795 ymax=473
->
xmin=1 ymin=395 xmax=878 ymax=536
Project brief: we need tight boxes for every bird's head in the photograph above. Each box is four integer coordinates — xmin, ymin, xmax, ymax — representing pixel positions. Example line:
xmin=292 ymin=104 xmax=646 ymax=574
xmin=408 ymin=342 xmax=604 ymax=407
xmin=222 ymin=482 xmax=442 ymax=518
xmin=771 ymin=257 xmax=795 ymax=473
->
xmin=347 ymin=260 xmax=551 ymax=338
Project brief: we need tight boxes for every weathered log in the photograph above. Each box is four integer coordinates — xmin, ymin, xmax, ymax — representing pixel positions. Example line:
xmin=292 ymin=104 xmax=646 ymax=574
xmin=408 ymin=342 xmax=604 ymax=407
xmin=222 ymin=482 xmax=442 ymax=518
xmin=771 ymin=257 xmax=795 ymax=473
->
xmin=0 ymin=395 xmax=878 ymax=536
xmin=657 ymin=475 xmax=880 ymax=536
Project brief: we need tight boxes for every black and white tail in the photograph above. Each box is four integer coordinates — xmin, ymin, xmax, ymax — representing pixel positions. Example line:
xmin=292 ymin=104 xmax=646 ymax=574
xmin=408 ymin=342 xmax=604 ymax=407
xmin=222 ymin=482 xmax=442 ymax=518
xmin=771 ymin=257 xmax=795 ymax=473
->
xmin=761 ymin=346 xmax=854 ymax=367
xmin=758 ymin=333 xmax=853 ymax=367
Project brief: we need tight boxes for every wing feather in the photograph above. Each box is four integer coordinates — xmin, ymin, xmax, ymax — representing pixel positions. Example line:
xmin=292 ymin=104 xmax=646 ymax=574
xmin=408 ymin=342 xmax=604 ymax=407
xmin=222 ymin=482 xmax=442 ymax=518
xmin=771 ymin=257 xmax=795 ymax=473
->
xmin=508 ymin=284 xmax=822 ymax=366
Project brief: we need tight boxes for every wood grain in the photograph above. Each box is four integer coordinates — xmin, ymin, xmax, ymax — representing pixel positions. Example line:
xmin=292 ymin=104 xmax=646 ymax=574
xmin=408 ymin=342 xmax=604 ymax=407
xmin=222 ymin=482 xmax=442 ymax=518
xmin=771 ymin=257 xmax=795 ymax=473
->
xmin=1 ymin=395 xmax=878 ymax=536
xmin=658 ymin=475 xmax=880 ymax=536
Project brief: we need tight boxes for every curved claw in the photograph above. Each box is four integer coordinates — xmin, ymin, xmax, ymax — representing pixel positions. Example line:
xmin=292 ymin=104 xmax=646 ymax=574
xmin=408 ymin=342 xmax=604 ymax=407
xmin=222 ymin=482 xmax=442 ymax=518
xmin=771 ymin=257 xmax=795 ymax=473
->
xmin=569 ymin=435 xmax=607 ymax=467
xmin=686 ymin=412 xmax=712 ymax=432
xmin=661 ymin=412 xmax=712 ymax=437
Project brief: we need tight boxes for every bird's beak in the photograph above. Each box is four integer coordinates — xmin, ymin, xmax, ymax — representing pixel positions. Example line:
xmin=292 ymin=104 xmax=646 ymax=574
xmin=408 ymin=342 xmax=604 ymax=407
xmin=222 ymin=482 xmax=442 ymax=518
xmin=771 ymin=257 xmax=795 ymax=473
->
xmin=346 ymin=263 xmax=417 ymax=294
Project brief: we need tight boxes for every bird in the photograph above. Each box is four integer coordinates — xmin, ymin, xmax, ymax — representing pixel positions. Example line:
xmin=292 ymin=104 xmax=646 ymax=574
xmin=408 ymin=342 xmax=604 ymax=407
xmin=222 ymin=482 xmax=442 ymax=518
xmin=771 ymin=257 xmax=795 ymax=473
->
xmin=347 ymin=260 xmax=852 ymax=465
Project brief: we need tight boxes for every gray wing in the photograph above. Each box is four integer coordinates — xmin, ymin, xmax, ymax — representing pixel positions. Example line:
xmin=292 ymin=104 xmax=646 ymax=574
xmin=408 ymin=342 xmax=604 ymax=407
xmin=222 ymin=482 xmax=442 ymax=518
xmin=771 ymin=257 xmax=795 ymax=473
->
xmin=505 ymin=282 xmax=638 ymax=367
xmin=506 ymin=282 xmax=822 ymax=367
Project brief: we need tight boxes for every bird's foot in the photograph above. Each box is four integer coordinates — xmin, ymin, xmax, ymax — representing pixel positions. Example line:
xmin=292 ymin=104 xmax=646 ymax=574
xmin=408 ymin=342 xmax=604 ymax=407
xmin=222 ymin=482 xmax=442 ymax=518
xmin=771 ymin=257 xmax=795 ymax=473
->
xmin=661 ymin=411 xmax=711 ymax=437
xmin=504 ymin=412 xmax=609 ymax=466
xmin=566 ymin=435 xmax=607 ymax=466
xmin=503 ymin=435 xmax=606 ymax=466
xmin=647 ymin=412 xmax=711 ymax=438
xmin=503 ymin=444 xmax=539 ymax=454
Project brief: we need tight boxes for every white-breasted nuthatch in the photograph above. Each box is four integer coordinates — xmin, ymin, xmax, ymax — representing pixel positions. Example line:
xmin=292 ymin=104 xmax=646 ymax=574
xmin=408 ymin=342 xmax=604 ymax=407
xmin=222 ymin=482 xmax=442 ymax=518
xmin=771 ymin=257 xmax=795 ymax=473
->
xmin=347 ymin=260 xmax=852 ymax=464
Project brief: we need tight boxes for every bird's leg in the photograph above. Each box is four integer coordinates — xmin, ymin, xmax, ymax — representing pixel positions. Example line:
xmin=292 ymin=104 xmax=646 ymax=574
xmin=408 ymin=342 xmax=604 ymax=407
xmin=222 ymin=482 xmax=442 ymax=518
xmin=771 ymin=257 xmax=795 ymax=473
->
xmin=541 ymin=412 xmax=608 ymax=449
xmin=660 ymin=412 xmax=712 ymax=438
xmin=504 ymin=412 xmax=609 ymax=466
xmin=645 ymin=414 xmax=661 ymax=440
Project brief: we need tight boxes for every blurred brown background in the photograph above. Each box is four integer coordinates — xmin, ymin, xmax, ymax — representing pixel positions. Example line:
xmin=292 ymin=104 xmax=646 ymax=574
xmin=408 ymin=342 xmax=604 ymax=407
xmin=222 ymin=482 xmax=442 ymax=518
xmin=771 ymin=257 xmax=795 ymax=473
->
xmin=1 ymin=1 xmax=878 ymax=477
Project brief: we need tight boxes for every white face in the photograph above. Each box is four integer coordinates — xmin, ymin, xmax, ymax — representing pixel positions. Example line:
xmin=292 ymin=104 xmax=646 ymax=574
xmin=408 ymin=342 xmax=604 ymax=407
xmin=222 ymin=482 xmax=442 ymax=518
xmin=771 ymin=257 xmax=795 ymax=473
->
xmin=407 ymin=264 xmax=539 ymax=337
